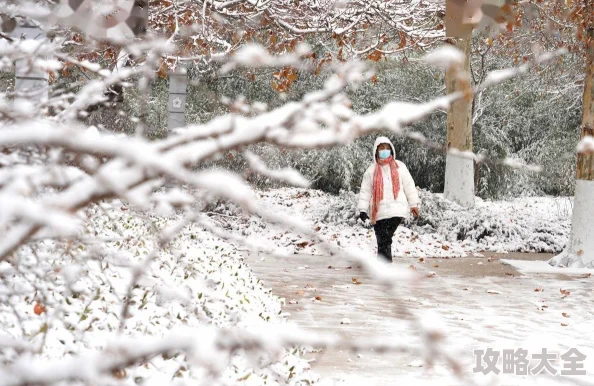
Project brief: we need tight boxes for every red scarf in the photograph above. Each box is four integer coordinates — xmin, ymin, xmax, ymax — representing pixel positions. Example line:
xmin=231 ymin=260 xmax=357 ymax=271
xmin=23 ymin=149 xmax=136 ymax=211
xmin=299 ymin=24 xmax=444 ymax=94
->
xmin=371 ymin=156 xmax=400 ymax=224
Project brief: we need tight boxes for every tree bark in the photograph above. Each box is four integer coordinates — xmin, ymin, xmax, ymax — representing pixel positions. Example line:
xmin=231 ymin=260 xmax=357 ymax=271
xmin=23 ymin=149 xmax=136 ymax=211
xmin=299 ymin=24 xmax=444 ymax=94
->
xmin=445 ymin=37 xmax=473 ymax=153
xmin=577 ymin=23 xmax=594 ymax=181
xmin=443 ymin=36 xmax=475 ymax=208
xmin=549 ymin=4 xmax=594 ymax=268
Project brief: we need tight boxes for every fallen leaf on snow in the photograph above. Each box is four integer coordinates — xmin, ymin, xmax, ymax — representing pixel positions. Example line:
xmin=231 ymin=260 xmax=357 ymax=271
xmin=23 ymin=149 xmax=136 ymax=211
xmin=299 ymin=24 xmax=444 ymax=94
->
xmin=328 ymin=265 xmax=333 ymax=269
xmin=561 ymin=323 xmax=568 ymax=327
xmin=426 ymin=272 xmax=436 ymax=278
xmin=351 ymin=277 xmax=362 ymax=285
xmin=33 ymin=303 xmax=46 ymax=315
xmin=315 ymin=296 xmax=322 ymax=301
xmin=314 ymin=226 xmax=321 ymax=232
xmin=560 ymin=288 xmax=571 ymax=297
xmin=463 ymin=287 xmax=472 ymax=291
xmin=486 ymin=290 xmax=500 ymax=294
xmin=562 ymin=312 xmax=570 ymax=318
xmin=418 ymin=258 xmax=425 ymax=263
xmin=534 ymin=288 xmax=543 ymax=292
xmin=441 ymin=245 xmax=450 ymax=251
xmin=296 ymin=241 xmax=309 ymax=248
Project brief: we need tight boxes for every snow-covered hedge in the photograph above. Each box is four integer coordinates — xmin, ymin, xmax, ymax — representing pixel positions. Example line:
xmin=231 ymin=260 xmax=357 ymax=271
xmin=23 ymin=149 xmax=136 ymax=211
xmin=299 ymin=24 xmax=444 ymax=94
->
xmin=319 ymin=189 xmax=571 ymax=253
xmin=0 ymin=201 xmax=318 ymax=386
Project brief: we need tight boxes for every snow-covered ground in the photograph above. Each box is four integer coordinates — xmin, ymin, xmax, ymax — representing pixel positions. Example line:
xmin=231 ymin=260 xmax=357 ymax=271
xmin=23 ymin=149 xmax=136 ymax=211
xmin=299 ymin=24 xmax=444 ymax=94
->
xmin=0 ymin=187 xmax=578 ymax=386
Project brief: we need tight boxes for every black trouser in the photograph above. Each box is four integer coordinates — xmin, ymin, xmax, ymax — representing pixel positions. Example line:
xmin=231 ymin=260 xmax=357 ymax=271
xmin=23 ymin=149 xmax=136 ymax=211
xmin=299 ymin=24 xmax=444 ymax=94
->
xmin=373 ymin=217 xmax=402 ymax=262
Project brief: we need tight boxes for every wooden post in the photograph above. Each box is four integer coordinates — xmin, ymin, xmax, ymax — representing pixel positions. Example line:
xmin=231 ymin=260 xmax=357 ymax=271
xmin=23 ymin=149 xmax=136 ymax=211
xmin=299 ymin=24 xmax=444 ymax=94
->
xmin=12 ymin=23 xmax=48 ymax=104
xmin=168 ymin=65 xmax=187 ymax=133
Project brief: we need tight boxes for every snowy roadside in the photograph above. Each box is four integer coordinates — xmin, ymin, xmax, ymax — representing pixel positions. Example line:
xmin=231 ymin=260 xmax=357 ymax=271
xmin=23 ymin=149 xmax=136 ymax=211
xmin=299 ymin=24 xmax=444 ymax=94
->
xmin=0 ymin=200 xmax=319 ymax=386
xmin=0 ymin=186 xmax=574 ymax=386
xmin=209 ymin=188 xmax=572 ymax=258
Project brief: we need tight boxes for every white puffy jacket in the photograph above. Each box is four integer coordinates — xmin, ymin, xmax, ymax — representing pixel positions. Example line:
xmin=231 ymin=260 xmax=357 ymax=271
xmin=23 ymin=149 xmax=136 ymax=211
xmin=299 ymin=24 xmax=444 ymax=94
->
xmin=357 ymin=137 xmax=420 ymax=222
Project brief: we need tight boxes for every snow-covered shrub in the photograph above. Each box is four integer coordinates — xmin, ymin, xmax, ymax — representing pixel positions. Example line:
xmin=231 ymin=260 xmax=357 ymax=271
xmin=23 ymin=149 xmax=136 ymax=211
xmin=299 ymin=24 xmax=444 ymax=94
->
xmin=174 ymin=50 xmax=582 ymax=199
xmin=319 ymin=189 xmax=570 ymax=253
xmin=0 ymin=201 xmax=318 ymax=385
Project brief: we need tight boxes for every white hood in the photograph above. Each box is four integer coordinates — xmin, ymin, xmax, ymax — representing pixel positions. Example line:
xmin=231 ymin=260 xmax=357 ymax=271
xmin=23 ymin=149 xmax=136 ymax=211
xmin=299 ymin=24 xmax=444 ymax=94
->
xmin=373 ymin=136 xmax=396 ymax=161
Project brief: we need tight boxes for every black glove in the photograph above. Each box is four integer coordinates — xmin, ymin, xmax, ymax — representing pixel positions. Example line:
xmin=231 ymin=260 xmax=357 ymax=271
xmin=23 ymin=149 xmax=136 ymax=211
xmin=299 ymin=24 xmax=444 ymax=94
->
xmin=359 ymin=212 xmax=369 ymax=222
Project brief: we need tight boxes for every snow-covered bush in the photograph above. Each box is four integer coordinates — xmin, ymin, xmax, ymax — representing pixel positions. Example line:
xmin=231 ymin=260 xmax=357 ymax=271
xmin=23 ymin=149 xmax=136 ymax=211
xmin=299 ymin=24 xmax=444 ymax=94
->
xmin=165 ymin=49 xmax=583 ymax=199
xmin=320 ymin=189 xmax=571 ymax=253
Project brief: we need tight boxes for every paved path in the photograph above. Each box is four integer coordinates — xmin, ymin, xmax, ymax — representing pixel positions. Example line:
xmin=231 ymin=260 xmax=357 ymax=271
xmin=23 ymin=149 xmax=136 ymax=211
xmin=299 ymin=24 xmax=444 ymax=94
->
xmin=244 ymin=253 xmax=594 ymax=385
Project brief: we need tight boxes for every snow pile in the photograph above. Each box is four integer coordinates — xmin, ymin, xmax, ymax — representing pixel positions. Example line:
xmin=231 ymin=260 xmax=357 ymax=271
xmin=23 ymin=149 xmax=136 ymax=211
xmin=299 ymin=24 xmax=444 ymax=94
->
xmin=0 ymin=201 xmax=318 ymax=386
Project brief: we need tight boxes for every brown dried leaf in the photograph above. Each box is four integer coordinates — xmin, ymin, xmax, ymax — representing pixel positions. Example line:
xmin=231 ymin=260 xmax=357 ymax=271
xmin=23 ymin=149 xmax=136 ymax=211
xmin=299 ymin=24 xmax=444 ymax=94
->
xmin=560 ymin=288 xmax=571 ymax=297
xmin=111 ymin=369 xmax=127 ymax=379
xmin=296 ymin=241 xmax=308 ymax=248
xmin=314 ymin=296 xmax=322 ymax=301
xmin=562 ymin=312 xmax=570 ymax=318
xmin=561 ymin=322 xmax=568 ymax=327
xmin=351 ymin=277 xmax=362 ymax=285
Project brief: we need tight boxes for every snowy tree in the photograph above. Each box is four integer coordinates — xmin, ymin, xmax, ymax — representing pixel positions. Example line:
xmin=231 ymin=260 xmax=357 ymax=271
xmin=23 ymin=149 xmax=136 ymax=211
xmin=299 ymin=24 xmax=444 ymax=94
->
xmin=441 ymin=0 xmax=516 ymax=208
xmin=549 ymin=0 xmax=594 ymax=268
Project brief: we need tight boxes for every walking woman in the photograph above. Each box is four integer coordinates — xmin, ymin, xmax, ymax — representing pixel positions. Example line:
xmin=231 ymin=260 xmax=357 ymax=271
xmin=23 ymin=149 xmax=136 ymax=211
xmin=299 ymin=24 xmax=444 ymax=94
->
xmin=358 ymin=136 xmax=420 ymax=262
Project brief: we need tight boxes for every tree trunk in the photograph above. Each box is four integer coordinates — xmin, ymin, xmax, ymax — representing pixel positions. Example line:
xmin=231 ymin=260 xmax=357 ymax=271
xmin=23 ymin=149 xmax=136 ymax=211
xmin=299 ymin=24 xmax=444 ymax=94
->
xmin=549 ymin=7 xmax=594 ymax=268
xmin=443 ymin=36 xmax=475 ymax=208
